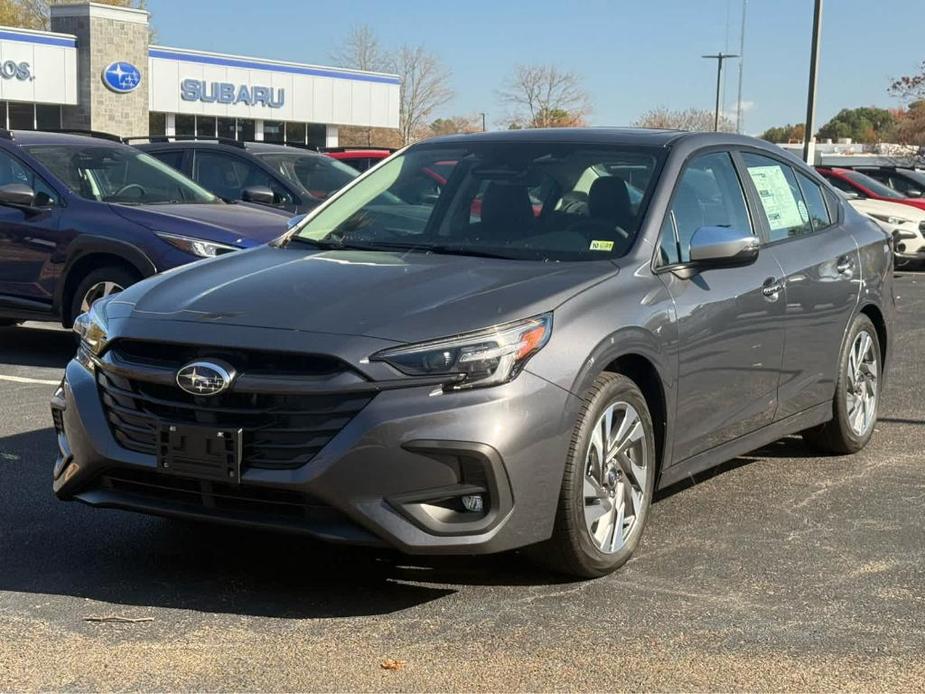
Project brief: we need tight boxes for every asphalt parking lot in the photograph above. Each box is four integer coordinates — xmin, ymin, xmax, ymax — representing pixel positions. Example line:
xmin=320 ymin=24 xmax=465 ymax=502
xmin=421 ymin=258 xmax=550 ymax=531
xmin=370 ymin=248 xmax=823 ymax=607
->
xmin=1 ymin=273 xmax=923 ymax=692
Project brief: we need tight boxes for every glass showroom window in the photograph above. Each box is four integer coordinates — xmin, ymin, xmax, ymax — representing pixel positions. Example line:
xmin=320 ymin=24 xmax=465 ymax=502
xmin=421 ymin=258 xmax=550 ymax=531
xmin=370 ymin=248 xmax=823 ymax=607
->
xmin=263 ymin=120 xmax=284 ymax=143
xmin=175 ymin=114 xmax=195 ymax=137
xmin=8 ymin=102 xmax=35 ymax=130
xmin=196 ymin=115 xmax=217 ymax=137
xmin=149 ymin=112 xmax=166 ymax=136
xmin=286 ymin=122 xmax=306 ymax=145
xmin=217 ymin=117 xmax=236 ymax=140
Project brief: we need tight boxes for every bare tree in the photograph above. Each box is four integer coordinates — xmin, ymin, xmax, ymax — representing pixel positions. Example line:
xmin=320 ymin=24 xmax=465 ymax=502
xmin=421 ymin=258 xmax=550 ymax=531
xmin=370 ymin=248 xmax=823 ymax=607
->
xmin=889 ymin=60 xmax=925 ymax=101
xmin=429 ymin=114 xmax=482 ymax=136
xmin=329 ymin=24 xmax=387 ymax=73
xmin=633 ymin=106 xmax=734 ymax=133
xmin=3 ymin=0 xmax=147 ymax=30
xmin=393 ymin=45 xmax=453 ymax=145
xmin=497 ymin=64 xmax=590 ymax=129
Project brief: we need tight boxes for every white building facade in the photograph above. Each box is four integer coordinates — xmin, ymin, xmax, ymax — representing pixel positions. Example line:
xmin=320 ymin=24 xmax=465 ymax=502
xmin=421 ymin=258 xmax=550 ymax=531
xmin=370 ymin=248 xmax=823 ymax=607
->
xmin=0 ymin=2 xmax=399 ymax=147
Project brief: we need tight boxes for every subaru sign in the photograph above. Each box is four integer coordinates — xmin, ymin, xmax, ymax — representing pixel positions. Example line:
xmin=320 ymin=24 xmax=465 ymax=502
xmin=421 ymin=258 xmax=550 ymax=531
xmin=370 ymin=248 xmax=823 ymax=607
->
xmin=180 ymin=79 xmax=285 ymax=109
xmin=0 ymin=61 xmax=31 ymax=82
xmin=102 ymin=62 xmax=141 ymax=93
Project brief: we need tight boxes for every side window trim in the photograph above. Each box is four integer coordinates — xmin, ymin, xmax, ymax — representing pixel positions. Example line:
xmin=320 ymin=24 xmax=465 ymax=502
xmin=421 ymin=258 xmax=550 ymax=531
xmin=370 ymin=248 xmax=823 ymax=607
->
xmin=651 ymin=146 xmax=756 ymax=272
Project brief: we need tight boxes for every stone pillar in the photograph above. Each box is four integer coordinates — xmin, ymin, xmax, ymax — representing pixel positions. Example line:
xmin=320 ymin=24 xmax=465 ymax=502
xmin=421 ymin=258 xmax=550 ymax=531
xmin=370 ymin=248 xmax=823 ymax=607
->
xmin=50 ymin=2 xmax=150 ymax=138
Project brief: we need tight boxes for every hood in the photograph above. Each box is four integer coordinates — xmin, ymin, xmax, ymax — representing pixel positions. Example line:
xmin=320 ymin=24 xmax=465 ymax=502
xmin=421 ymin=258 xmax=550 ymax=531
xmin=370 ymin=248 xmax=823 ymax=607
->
xmin=118 ymin=245 xmax=618 ymax=343
xmin=110 ymin=202 xmax=290 ymax=247
xmin=849 ymin=197 xmax=925 ymax=222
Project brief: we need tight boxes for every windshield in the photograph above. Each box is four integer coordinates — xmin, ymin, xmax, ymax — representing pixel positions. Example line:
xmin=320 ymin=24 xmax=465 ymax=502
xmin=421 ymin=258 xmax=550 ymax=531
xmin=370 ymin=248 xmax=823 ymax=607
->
xmin=292 ymin=142 xmax=663 ymax=261
xmin=256 ymin=152 xmax=357 ymax=199
xmin=26 ymin=144 xmax=219 ymax=205
xmin=843 ymin=170 xmax=905 ymax=199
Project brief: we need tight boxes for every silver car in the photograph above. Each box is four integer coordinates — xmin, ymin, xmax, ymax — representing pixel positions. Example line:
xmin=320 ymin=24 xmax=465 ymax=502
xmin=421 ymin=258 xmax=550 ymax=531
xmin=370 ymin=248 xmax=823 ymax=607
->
xmin=54 ymin=129 xmax=894 ymax=578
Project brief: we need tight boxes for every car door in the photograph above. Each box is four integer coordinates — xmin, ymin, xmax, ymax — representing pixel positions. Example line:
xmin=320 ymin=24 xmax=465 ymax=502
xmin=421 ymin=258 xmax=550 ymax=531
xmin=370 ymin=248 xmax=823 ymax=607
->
xmin=191 ymin=149 xmax=298 ymax=211
xmin=739 ymin=151 xmax=861 ymax=419
xmin=0 ymin=148 xmax=62 ymax=307
xmin=656 ymin=150 xmax=787 ymax=463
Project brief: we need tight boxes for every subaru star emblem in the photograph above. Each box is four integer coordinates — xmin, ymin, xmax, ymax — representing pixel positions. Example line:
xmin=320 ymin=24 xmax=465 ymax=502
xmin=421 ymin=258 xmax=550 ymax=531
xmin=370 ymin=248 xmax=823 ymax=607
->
xmin=102 ymin=61 xmax=142 ymax=93
xmin=176 ymin=361 xmax=234 ymax=396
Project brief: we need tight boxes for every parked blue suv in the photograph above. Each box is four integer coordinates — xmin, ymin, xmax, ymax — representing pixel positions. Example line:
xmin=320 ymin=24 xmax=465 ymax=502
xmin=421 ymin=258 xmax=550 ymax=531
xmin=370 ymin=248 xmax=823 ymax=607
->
xmin=0 ymin=130 xmax=290 ymax=328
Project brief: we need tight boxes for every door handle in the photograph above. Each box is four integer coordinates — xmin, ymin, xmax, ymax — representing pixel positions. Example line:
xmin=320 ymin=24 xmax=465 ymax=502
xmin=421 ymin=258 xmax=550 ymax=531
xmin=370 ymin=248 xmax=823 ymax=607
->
xmin=761 ymin=278 xmax=784 ymax=299
xmin=836 ymin=256 xmax=855 ymax=276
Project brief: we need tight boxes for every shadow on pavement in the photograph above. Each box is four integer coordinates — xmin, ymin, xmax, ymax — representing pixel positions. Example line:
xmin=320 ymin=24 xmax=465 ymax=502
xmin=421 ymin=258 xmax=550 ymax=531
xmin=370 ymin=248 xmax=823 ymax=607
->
xmin=0 ymin=325 xmax=76 ymax=369
xmin=0 ymin=427 xmax=568 ymax=621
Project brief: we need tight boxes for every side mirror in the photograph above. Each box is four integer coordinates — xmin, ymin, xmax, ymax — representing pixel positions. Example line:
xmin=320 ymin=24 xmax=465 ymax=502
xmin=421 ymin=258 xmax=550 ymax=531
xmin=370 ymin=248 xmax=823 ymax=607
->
xmin=0 ymin=183 xmax=36 ymax=208
xmin=841 ymin=190 xmax=860 ymax=200
xmin=906 ymin=189 xmax=922 ymax=198
xmin=241 ymin=185 xmax=276 ymax=206
xmin=688 ymin=226 xmax=759 ymax=268
xmin=286 ymin=213 xmax=307 ymax=230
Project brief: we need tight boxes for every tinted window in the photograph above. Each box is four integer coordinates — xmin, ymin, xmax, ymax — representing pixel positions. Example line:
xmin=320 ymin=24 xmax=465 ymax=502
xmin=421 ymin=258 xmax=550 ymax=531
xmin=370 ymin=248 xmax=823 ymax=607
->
xmin=149 ymin=150 xmax=185 ymax=171
xmin=294 ymin=143 xmax=663 ymax=262
xmin=795 ymin=170 xmax=832 ymax=231
xmin=842 ymin=170 xmax=904 ymax=199
xmin=256 ymin=152 xmax=357 ymax=199
xmin=658 ymin=152 xmax=753 ymax=266
xmin=26 ymin=145 xmax=216 ymax=204
xmin=825 ymin=173 xmax=859 ymax=196
xmin=0 ymin=149 xmax=57 ymax=206
xmin=192 ymin=151 xmax=292 ymax=205
xmin=743 ymin=153 xmax=812 ymax=242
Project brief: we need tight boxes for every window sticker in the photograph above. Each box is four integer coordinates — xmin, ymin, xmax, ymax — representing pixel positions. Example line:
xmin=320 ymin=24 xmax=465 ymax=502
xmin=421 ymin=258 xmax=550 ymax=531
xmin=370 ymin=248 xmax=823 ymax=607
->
xmin=747 ymin=165 xmax=805 ymax=231
xmin=589 ymin=240 xmax=614 ymax=251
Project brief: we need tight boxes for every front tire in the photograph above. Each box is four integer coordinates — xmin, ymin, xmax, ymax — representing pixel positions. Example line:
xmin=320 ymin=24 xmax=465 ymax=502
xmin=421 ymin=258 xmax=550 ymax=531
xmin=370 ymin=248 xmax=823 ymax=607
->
xmin=68 ymin=266 xmax=139 ymax=326
xmin=532 ymin=373 xmax=656 ymax=579
xmin=803 ymin=314 xmax=881 ymax=454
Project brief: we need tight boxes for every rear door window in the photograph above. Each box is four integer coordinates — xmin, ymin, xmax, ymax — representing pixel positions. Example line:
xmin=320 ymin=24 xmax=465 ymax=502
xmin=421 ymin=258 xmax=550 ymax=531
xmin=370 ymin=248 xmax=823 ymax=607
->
xmin=742 ymin=153 xmax=813 ymax=242
xmin=149 ymin=150 xmax=186 ymax=172
xmin=794 ymin=171 xmax=832 ymax=231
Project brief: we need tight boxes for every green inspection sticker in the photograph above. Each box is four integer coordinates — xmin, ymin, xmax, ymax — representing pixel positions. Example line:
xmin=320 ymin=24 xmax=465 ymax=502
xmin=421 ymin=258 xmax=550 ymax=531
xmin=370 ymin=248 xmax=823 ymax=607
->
xmin=589 ymin=240 xmax=614 ymax=252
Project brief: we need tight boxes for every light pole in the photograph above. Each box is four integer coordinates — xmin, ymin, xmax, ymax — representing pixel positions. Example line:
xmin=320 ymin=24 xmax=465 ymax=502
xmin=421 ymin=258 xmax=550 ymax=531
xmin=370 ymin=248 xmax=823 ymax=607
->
xmin=735 ymin=0 xmax=748 ymax=133
xmin=802 ymin=0 xmax=823 ymax=164
xmin=479 ymin=112 xmax=486 ymax=132
xmin=702 ymin=52 xmax=739 ymax=131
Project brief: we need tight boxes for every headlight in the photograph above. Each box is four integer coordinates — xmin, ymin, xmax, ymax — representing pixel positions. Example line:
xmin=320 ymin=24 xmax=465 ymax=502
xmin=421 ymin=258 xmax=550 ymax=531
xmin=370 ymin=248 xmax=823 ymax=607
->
xmin=156 ymin=232 xmax=238 ymax=258
xmin=372 ymin=314 xmax=552 ymax=390
xmin=869 ymin=213 xmax=909 ymax=227
xmin=72 ymin=306 xmax=108 ymax=363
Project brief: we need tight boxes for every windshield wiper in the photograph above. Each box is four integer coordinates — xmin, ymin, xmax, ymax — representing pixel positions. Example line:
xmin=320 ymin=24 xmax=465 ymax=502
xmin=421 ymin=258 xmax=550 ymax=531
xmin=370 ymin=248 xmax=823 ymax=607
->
xmin=286 ymin=237 xmax=516 ymax=259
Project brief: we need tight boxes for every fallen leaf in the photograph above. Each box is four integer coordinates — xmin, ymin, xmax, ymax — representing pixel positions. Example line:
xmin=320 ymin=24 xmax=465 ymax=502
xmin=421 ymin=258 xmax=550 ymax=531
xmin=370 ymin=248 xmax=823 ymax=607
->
xmin=84 ymin=616 xmax=155 ymax=624
xmin=380 ymin=659 xmax=407 ymax=671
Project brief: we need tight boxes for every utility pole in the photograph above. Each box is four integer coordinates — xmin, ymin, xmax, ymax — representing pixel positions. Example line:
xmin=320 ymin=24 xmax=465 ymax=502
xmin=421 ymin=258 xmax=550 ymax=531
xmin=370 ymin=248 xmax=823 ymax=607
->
xmin=735 ymin=0 xmax=748 ymax=133
xmin=702 ymin=52 xmax=739 ymax=131
xmin=802 ymin=0 xmax=823 ymax=164
xmin=479 ymin=112 xmax=486 ymax=132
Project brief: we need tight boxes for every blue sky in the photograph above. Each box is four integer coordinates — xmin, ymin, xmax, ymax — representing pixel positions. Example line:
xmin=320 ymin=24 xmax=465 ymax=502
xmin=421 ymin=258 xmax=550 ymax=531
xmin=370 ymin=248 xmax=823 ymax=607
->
xmin=147 ymin=0 xmax=924 ymax=135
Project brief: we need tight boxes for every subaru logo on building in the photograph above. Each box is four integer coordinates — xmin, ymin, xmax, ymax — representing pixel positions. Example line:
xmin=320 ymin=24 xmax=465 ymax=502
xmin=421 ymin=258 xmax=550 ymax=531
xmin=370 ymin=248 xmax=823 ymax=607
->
xmin=102 ymin=61 xmax=142 ymax=93
xmin=176 ymin=361 xmax=235 ymax=396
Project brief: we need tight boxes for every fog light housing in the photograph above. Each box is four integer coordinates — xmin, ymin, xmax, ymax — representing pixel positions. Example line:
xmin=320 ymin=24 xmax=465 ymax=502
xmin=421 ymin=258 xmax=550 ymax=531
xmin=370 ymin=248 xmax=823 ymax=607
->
xmin=461 ymin=494 xmax=484 ymax=513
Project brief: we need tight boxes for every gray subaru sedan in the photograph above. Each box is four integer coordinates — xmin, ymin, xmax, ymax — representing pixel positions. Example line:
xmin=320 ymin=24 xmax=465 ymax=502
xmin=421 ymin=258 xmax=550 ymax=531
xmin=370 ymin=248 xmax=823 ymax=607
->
xmin=52 ymin=128 xmax=894 ymax=578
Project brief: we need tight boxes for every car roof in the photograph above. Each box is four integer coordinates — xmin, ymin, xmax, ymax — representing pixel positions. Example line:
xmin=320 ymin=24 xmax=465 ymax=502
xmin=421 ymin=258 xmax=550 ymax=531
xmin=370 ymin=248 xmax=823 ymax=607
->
xmin=419 ymin=127 xmax=768 ymax=149
xmin=135 ymin=139 xmax=325 ymax=157
xmin=3 ymin=129 xmax=125 ymax=147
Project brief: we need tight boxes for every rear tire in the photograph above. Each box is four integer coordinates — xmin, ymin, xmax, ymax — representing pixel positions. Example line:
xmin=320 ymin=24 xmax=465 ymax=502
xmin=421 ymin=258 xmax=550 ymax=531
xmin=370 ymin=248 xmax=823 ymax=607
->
xmin=529 ymin=373 xmax=656 ymax=579
xmin=67 ymin=266 xmax=139 ymax=326
xmin=803 ymin=314 xmax=881 ymax=454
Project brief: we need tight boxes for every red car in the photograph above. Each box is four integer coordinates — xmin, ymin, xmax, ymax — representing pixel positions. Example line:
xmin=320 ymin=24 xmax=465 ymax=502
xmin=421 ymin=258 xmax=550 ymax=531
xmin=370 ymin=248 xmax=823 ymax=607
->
xmin=323 ymin=147 xmax=394 ymax=172
xmin=816 ymin=166 xmax=925 ymax=211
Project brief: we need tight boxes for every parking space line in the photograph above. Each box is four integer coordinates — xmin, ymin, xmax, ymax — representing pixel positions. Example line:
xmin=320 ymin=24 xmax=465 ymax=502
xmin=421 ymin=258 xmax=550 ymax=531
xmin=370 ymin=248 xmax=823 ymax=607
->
xmin=0 ymin=374 xmax=61 ymax=386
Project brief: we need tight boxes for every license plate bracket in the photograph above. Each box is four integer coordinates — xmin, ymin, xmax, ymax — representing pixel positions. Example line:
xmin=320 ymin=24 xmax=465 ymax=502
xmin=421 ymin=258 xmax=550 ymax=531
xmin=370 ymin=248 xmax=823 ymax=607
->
xmin=157 ymin=423 xmax=242 ymax=482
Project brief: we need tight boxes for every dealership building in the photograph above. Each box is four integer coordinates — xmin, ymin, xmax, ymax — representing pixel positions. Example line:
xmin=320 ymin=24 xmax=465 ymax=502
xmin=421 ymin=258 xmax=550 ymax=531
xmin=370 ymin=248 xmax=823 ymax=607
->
xmin=0 ymin=2 xmax=400 ymax=146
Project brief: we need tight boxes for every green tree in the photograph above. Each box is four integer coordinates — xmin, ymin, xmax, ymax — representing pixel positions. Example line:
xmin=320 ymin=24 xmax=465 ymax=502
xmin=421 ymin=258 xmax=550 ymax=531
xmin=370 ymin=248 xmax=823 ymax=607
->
xmin=816 ymin=107 xmax=895 ymax=143
xmin=759 ymin=123 xmax=805 ymax=143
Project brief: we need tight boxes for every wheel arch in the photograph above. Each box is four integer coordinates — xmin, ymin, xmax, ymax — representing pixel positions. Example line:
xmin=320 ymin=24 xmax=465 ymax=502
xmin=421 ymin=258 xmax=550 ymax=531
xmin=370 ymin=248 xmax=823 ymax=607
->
xmin=56 ymin=238 xmax=155 ymax=325
xmin=858 ymin=302 xmax=888 ymax=370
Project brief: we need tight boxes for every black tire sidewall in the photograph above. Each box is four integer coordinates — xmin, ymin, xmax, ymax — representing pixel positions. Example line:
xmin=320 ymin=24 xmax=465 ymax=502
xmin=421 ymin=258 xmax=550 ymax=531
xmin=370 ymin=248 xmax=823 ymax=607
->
xmin=563 ymin=374 xmax=657 ymax=576
xmin=832 ymin=315 xmax=881 ymax=451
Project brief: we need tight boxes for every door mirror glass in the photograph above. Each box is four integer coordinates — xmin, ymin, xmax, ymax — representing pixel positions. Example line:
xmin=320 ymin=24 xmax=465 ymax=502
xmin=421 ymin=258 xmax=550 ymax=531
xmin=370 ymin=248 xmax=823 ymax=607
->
xmin=0 ymin=183 xmax=36 ymax=207
xmin=688 ymin=226 xmax=759 ymax=267
xmin=241 ymin=185 xmax=275 ymax=205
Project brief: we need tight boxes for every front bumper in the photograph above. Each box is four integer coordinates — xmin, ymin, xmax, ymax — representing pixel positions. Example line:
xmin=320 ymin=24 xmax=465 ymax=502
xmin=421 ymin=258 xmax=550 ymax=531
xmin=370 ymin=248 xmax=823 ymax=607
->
xmin=52 ymin=356 xmax=579 ymax=555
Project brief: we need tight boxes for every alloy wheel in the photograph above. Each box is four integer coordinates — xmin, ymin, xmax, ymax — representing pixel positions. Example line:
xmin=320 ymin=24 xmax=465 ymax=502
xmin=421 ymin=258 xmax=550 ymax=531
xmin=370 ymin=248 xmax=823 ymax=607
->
xmin=583 ymin=401 xmax=649 ymax=554
xmin=846 ymin=329 xmax=878 ymax=437
xmin=80 ymin=281 xmax=124 ymax=314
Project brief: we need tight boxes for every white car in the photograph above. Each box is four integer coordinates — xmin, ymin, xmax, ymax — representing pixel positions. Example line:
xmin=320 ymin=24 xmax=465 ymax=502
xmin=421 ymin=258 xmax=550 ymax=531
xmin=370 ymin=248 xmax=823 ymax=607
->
xmin=843 ymin=194 xmax=925 ymax=267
